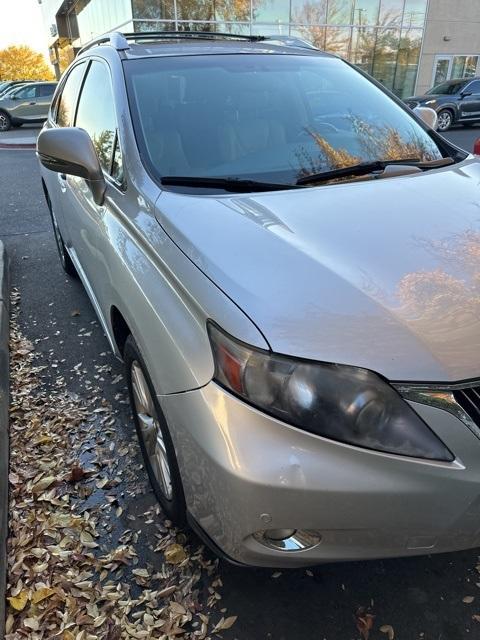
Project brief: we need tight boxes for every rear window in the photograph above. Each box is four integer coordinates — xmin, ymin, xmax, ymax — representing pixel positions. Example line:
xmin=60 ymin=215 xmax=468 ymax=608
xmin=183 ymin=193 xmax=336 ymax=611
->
xmin=124 ymin=54 xmax=443 ymax=186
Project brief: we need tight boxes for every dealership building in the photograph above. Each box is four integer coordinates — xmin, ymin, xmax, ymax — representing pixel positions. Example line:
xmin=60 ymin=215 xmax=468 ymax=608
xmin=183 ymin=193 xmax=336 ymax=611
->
xmin=39 ymin=0 xmax=480 ymax=98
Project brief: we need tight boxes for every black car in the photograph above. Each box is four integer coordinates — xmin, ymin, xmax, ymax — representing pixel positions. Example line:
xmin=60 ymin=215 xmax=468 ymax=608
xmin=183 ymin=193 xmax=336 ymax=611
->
xmin=405 ymin=77 xmax=480 ymax=132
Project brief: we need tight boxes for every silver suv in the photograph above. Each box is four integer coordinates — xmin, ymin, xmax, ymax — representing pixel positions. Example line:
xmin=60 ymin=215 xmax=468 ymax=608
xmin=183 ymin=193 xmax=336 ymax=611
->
xmin=0 ymin=81 xmax=57 ymax=131
xmin=37 ymin=31 xmax=479 ymax=568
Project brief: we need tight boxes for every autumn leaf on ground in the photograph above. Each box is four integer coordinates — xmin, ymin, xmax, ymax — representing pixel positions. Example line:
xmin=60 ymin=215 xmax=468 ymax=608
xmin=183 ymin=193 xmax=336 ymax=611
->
xmin=165 ymin=543 xmax=187 ymax=564
xmin=355 ymin=607 xmax=375 ymax=640
xmin=66 ymin=463 xmax=91 ymax=483
xmin=380 ymin=624 xmax=395 ymax=639
xmin=7 ymin=590 xmax=28 ymax=611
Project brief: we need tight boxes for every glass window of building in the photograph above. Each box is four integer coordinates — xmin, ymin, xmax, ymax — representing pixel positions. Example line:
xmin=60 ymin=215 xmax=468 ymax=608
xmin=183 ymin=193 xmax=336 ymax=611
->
xmin=53 ymin=0 xmax=430 ymax=101
xmin=132 ymin=0 xmax=175 ymax=21
xmin=452 ymin=55 xmax=479 ymax=80
xmin=253 ymin=0 xmax=290 ymax=25
xmin=378 ymin=0 xmax=403 ymax=27
xmin=353 ymin=0 xmax=380 ymax=25
xmin=327 ymin=0 xmax=353 ymax=24
xmin=290 ymin=0 xmax=327 ymax=25
xmin=402 ymin=0 xmax=427 ymax=27
xmin=372 ymin=28 xmax=401 ymax=90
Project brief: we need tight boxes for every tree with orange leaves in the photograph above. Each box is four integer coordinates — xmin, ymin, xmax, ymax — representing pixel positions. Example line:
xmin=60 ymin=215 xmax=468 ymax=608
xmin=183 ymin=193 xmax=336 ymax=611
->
xmin=0 ymin=45 xmax=54 ymax=81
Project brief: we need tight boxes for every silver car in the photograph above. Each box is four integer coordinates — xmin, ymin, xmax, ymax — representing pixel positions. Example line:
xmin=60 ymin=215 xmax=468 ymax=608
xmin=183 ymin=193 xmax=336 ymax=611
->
xmin=0 ymin=81 xmax=57 ymax=131
xmin=37 ymin=31 xmax=480 ymax=568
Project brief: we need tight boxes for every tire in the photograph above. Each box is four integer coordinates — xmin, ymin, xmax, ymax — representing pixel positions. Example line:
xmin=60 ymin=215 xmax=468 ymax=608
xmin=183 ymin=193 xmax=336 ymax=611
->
xmin=0 ymin=111 xmax=11 ymax=132
xmin=124 ymin=335 xmax=186 ymax=525
xmin=437 ymin=109 xmax=453 ymax=132
xmin=46 ymin=194 xmax=77 ymax=277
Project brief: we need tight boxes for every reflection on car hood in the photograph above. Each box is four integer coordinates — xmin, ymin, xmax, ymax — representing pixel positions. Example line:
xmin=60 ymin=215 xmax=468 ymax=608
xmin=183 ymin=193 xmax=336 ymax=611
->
xmin=156 ymin=159 xmax=480 ymax=382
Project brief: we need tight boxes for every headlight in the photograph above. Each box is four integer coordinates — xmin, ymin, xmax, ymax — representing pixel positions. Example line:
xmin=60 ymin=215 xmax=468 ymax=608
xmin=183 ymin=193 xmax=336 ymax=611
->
xmin=424 ymin=100 xmax=436 ymax=105
xmin=208 ymin=323 xmax=453 ymax=461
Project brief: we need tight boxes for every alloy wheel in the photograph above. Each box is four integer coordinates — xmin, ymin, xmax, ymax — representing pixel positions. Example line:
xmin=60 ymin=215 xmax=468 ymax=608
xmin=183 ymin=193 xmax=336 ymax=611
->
xmin=131 ymin=360 xmax=173 ymax=500
xmin=437 ymin=111 xmax=452 ymax=131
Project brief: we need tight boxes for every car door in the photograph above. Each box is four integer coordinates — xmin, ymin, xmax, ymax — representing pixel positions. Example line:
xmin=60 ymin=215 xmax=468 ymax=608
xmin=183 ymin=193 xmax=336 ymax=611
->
xmin=7 ymin=84 xmax=40 ymax=120
xmin=42 ymin=62 xmax=87 ymax=248
xmin=64 ymin=58 xmax=125 ymax=326
xmin=35 ymin=84 xmax=57 ymax=120
xmin=458 ymin=80 xmax=480 ymax=121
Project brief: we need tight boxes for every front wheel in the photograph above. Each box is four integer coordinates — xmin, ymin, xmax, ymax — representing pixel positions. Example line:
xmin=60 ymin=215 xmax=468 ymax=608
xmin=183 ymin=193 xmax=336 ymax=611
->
xmin=437 ymin=109 xmax=453 ymax=132
xmin=0 ymin=111 xmax=11 ymax=132
xmin=124 ymin=335 xmax=186 ymax=525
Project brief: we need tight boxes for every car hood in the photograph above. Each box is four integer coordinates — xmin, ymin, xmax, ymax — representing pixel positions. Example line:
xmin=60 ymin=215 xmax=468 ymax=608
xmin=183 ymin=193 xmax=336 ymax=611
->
xmin=155 ymin=159 xmax=480 ymax=382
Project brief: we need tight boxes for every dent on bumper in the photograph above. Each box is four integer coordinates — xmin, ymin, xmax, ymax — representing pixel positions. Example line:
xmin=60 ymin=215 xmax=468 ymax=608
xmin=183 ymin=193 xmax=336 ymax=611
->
xmin=160 ymin=383 xmax=480 ymax=567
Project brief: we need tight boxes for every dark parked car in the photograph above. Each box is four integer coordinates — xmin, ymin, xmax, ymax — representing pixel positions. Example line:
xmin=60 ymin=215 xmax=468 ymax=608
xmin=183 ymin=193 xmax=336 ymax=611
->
xmin=405 ymin=77 xmax=480 ymax=131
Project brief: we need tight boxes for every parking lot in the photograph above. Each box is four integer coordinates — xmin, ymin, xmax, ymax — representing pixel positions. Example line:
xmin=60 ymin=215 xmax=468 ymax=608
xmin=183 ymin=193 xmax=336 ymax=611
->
xmin=1 ymin=124 xmax=480 ymax=639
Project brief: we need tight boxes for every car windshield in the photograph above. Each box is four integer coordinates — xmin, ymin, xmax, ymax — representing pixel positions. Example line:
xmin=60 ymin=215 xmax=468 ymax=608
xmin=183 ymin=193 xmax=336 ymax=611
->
xmin=124 ymin=54 xmax=444 ymax=187
xmin=427 ymin=80 xmax=467 ymax=95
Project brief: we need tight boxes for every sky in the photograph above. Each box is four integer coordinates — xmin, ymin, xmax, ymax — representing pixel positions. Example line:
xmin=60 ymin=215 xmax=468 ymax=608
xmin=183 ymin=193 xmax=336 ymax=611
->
xmin=0 ymin=0 xmax=49 ymax=58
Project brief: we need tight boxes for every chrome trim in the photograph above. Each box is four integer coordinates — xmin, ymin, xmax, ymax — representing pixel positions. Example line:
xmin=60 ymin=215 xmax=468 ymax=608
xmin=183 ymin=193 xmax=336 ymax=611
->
xmin=396 ymin=384 xmax=480 ymax=440
xmin=253 ymin=529 xmax=322 ymax=552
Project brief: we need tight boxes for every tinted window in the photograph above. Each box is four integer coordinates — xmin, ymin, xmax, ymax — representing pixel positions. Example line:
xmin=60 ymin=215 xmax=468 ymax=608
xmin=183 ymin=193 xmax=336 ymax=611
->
xmin=124 ymin=54 xmax=443 ymax=186
xmin=38 ymin=84 xmax=56 ymax=97
xmin=75 ymin=60 xmax=120 ymax=175
xmin=465 ymin=81 xmax=480 ymax=94
xmin=427 ymin=80 xmax=466 ymax=95
xmin=14 ymin=85 xmax=37 ymax=100
xmin=57 ymin=63 xmax=86 ymax=127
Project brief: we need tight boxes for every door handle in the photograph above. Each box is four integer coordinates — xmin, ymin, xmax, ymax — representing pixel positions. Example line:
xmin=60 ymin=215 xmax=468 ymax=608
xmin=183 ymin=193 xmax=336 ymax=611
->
xmin=28 ymin=101 xmax=36 ymax=105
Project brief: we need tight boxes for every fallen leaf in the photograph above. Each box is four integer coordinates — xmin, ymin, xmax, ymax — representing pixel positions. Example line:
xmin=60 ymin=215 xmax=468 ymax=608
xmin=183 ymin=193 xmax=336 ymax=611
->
xmin=32 ymin=586 xmax=55 ymax=604
xmin=380 ymin=624 xmax=395 ymax=639
xmin=355 ymin=607 xmax=375 ymax=640
xmin=213 ymin=616 xmax=237 ymax=631
xmin=32 ymin=476 xmax=56 ymax=494
xmin=7 ymin=591 xmax=28 ymax=611
xmin=165 ymin=543 xmax=186 ymax=564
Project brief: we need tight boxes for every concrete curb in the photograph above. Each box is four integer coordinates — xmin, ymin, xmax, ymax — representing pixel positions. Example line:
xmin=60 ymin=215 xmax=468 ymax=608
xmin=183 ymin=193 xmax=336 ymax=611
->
xmin=0 ymin=241 xmax=9 ymax=638
xmin=0 ymin=143 xmax=36 ymax=150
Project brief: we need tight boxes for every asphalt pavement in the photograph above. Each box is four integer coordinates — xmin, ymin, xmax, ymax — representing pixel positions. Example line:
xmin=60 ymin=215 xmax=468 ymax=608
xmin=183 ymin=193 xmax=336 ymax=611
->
xmin=1 ymin=126 xmax=480 ymax=640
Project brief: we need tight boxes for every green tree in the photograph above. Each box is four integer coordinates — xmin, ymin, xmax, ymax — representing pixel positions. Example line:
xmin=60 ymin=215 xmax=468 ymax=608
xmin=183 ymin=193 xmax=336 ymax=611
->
xmin=0 ymin=45 xmax=54 ymax=81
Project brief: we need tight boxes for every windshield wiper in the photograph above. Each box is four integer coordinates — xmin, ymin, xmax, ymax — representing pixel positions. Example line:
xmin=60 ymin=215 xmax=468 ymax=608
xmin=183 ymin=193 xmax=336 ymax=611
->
xmin=297 ymin=157 xmax=454 ymax=186
xmin=161 ymin=175 xmax=299 ymax=192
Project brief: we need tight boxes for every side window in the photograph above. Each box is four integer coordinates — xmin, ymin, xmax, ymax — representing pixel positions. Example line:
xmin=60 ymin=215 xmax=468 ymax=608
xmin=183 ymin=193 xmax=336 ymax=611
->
xmin=38 ymin=84 xmax=56 ymax=97
xmin=56 ymin=63 xmax=86 ymax=127
xmin=75 ymin=60 xmax=123 ymax=180
xmin=465 ymin=81 xmax=480 ymax=94
xmin=15 ymin=85 xmax=37 ymax=100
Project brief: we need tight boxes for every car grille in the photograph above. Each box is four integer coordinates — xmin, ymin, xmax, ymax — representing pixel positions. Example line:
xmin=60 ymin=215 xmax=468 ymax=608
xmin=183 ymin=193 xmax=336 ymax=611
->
xmin=453 ymin=387 xmax=480 ymax=426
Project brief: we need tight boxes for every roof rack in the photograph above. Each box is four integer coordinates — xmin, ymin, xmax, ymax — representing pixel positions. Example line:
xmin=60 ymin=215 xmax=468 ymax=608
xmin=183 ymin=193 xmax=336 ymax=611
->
xmin=78 ymin=30 xmax=316 ymax=55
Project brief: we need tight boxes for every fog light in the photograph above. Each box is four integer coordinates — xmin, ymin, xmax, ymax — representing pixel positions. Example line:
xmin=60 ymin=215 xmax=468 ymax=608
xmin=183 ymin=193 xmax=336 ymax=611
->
xmin=254 ymin=529 xmax=322 ymax=552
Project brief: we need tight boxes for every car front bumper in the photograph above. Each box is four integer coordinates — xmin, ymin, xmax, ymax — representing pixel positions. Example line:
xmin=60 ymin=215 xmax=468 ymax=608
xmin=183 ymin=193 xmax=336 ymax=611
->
xmin=160 ymin=382 xmax=480 ymax=567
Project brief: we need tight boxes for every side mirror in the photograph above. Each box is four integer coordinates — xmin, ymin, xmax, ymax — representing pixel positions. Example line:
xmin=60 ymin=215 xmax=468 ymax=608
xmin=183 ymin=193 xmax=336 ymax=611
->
xmin=37 ymin=127 xmax=106 ymax=205
xmin=461 ymin=91 xmax=472 ymax=98
xmin=413 ymin=105 xmax=438 ymax=130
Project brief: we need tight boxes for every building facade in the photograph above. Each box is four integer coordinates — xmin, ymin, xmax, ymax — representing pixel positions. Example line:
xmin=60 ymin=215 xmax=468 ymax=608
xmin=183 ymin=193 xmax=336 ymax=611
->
xmin=39 ymin=0 xmax=480 ymax=98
